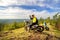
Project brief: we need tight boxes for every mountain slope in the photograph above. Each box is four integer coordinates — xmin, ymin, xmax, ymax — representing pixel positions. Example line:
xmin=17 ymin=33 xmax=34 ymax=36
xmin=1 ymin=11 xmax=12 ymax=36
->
xmin=0 ymin=24 xmax=60 ymax=40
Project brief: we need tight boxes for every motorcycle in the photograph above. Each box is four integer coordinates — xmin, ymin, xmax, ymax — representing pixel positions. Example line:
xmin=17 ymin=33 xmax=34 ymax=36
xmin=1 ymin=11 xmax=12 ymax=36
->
xmin=44 ymin=25 xmax=49 ymax=31
xmin=24 ymin=21 xmax=44 ymax=32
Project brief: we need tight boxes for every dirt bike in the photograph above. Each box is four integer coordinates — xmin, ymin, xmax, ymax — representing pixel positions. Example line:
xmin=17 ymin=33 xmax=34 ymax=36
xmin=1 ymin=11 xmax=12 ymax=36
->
xmin=24 ymin=21 xmax=44 ymax=32
xmin=44 ymin=25 xmax=49 ymax=31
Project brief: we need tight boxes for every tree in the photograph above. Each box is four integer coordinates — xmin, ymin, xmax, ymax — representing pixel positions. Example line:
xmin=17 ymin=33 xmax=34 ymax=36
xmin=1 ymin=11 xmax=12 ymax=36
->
xmin=55 ymin=15 xmax=60 ymax=30
xmin=53 ymin=12 xmax=59 ymax=22
xmin=39 ymin=17 xmax=44 ymax=24
xmin=45 ymin=17 xmax=50 ymax=23
xmin=50 ymin=12 xmax=59 ymax=26
xmin=0 ymin=23 xmax=4 ymax=31
xmin=10 ymin=21 xmax=18 ymax=30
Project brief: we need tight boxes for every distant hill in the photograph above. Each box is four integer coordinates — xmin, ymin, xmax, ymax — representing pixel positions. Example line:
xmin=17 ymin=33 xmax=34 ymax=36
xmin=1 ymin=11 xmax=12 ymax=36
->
xmin=0 ymin=19 xmax=29 ymax=23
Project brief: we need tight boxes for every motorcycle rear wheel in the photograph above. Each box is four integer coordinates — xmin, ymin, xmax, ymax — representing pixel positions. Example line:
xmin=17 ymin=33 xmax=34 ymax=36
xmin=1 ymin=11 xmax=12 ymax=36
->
xmin=37 ymin=26 xmax=44 ymax=32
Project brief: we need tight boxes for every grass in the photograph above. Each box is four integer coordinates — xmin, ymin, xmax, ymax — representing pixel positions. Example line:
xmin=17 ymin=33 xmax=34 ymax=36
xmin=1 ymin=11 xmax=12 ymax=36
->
xmin=53 ymin=29 xmax=60 ymax=37
xmin=0 ymin=22 xmax=25 ymax=31
xmin=0 ymin=21 xmax=60 ymax=40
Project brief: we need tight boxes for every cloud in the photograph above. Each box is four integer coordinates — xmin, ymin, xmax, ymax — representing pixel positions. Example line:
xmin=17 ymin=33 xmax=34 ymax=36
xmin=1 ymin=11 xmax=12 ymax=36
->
xmin=17 ymin=0 xmax=60 ymax=11
xmin=0 ymin=0 xmax=17 ymax=6
xmin=0 ymin=0 xmax=60 ymax=19
xmin=0 ymin=7 xmax=57 ymax=19
xmin=0 ymin=0 xmax=60 ymax=10
xmin=0 ymin=0 xmax=37 ymax=6
xmin=54 ymin=0 xmax=60 ymax=3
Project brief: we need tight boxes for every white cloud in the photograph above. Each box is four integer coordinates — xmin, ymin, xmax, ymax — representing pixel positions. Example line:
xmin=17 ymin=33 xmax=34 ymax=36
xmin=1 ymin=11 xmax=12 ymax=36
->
xmin=0 ymin=0 xmax=59 ymax=19
xmin=0 ymin=0 xmax=46 ymax=7
xmin=0 ymin=0 xmax=60 ymax=10
xmin=0 ymin=7 xmax=57 ymax=19
xmin=0 ymin=0 xmax=17 ymax=6
xmin=54 ymin=0 xmax=60 ymax=3
xmin=0 ymin=0 xmax=36 ymax=6
xmin=17 ymin=0 xmax=37 ymax=5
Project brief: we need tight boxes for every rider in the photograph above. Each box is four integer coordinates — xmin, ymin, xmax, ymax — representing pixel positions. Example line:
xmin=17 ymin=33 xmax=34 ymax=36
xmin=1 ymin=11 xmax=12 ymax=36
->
xmin=29 ymin=14 xmax=38 ymax=29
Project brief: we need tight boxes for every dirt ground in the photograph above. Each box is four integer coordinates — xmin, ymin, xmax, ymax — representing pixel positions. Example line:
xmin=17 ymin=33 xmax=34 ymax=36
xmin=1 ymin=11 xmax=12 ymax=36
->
xmin=0 ymin=24 xmax=60 ymax=40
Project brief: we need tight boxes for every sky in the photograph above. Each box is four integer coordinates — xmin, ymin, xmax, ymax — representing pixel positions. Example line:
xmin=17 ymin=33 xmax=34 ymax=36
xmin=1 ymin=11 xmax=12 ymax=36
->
xmin=0 ymin=0 xmax=60 ymax=19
